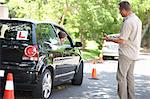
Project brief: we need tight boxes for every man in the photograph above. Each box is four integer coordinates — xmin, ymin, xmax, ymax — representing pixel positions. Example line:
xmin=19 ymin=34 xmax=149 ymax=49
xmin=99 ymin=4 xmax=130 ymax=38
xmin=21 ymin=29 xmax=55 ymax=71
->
xmin=104 ymin=1 xmax=142 ymax=99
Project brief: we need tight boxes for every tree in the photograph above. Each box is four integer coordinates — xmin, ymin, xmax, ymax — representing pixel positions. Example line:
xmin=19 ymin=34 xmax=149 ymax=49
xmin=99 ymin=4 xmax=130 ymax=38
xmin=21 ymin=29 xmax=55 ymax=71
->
xmin=0 ymin=0 xmax=9 ymax=4
xmin=6 ymin=0 xmax=150 ymax=49
xmin=72 ymin=0 xmax=121 ymax=49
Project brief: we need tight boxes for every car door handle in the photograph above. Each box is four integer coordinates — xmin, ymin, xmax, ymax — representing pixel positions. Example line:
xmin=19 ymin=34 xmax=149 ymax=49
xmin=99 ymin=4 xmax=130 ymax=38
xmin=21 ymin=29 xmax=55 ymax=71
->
xmin=55 ymin=58 xmax=64 ymax=61
xmin=59 ymin=59 xmax=64 ymax=60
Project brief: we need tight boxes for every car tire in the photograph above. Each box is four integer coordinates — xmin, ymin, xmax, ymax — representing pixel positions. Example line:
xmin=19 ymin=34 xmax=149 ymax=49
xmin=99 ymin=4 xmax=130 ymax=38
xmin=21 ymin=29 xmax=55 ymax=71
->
xmin=72 ymin=61 xmax=83 ymax=85
xmin=32 ymin=69 xmax=52 ymax=99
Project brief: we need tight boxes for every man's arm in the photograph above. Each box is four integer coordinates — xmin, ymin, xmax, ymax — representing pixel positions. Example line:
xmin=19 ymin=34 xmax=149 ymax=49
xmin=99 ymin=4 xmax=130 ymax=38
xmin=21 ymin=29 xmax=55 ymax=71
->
xmin=111 ymin=38 xmax=125 ymax=44
xmin=104 ymin=35 xmax=126 ymax=44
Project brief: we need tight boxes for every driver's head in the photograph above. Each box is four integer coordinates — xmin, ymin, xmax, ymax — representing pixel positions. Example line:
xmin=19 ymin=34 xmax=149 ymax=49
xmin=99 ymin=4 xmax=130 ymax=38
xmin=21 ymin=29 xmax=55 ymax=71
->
xmin=58 ymin=31 xmax=67 ymax=44
xmin=58 ymin=31 xmax=67 ymax=38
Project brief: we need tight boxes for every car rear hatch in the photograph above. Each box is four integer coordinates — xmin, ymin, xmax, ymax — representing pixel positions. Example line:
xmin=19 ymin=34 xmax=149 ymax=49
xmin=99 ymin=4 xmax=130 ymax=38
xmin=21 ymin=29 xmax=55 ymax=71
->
xmin=0 ymin=20 xmax=36 ymax=68
xmin=0 ymin=20 xmax=39 ymax=91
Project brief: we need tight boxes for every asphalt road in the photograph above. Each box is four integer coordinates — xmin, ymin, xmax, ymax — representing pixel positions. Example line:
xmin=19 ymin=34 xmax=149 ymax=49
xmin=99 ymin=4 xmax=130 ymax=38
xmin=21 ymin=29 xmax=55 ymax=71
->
xmin=12 ymin=53 xmax=150 ymax=99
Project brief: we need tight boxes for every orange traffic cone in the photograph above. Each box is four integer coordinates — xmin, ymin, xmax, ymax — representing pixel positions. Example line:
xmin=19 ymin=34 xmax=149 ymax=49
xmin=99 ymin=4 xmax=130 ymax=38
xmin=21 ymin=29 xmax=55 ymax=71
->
xmin=3 ymin=73 xmax=15 ymax=99
xmin=90 ymin=59 xmax=98 ymax=80
xmin=92 ymin=68 xmax=97 ymax=79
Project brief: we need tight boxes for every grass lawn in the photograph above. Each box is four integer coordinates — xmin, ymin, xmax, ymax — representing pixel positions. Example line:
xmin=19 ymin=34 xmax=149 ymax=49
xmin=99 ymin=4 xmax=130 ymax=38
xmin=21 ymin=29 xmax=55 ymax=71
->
xmin=80 ymin=40 xmax=102 ymax=61
xmin=81 ymin=49 xmax=100 ymax=61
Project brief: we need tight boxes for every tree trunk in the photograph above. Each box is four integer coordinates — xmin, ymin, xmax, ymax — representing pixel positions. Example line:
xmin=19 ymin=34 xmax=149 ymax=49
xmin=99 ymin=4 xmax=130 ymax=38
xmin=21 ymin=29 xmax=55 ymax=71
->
xmin=142 ymin=24 xmax=149 ymax=39
xmin=58 ymin=0 xmax=68 ymax=25
xmin=80 ymin=32 xmax=86 ymax=49
xmin=147 ymin=37 xmax=150 ymax=48
xmin=141 ymin=19 xmax=150 ymax=48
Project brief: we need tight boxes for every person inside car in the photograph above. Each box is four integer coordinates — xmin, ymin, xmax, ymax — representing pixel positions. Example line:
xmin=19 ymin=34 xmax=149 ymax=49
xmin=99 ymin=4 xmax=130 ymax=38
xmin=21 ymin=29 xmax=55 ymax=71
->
xmin=58 ymin=31 xmax=67 ymax=44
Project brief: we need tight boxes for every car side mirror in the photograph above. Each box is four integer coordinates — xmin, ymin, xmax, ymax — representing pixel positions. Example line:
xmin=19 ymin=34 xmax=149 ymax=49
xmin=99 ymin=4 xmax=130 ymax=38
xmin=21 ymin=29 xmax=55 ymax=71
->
xmin=74 ymin=42 xmax=82 ymax=47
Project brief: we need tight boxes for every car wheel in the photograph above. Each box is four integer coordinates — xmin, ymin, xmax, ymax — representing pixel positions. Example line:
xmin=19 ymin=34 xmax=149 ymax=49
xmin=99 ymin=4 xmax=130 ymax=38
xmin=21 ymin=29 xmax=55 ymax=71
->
xmin=32 ymin=69 xmax=52 ymax=99
xmin=72 ymin=61 xmax=83 ymax=85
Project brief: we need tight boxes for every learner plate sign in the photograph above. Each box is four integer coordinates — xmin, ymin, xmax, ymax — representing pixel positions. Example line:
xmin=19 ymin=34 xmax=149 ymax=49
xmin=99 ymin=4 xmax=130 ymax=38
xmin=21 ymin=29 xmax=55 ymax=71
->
xmin=16 ymin=31 xmax=28 ymax=40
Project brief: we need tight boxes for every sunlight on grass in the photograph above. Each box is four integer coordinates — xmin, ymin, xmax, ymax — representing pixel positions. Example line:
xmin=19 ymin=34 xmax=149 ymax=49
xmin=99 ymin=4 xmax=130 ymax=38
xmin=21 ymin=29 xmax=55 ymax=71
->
xmin=81 ymin=40 xmax=101 ymax=61
xmin=85 ymin=40 xmax=99 ymax=49
xmin=81 ymin=49 xmax=99 ymax=60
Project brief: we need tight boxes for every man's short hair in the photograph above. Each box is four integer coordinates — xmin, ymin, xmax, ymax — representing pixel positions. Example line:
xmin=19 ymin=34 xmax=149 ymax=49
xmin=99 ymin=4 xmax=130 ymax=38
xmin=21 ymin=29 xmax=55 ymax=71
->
xmin=119 ymin=1 xmax=131 ymax=11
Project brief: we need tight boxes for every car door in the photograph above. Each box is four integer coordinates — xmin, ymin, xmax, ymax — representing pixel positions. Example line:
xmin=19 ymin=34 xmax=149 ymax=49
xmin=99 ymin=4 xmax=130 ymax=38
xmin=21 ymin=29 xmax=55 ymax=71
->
xmin=36 ymin=23 xmax=64 ymax=73
xmin=53 ymin=25 xmax=80 ymax=81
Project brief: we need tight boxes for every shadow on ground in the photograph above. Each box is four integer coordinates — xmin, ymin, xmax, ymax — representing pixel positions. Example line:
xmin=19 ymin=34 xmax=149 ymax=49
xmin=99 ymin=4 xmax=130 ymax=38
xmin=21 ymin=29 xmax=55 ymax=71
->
xmin=51 ymin=72 xmax=150 ymax=99
xmin=134 ymin=74 xmax=150 ymax=99
xmin=50 ymin=72 xmax=117 ymax=99
xmin=14 ymin=72 xmax=150 ymax=99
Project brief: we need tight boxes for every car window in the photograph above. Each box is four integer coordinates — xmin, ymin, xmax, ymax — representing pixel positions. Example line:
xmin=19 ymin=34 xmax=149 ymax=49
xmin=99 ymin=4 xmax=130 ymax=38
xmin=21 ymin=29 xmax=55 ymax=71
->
xmin=36 ymin=23 xmax=59 ymax=45
xmin=63 ymin=35 xmax=71 ymax=47
xmin=54 ymin=26 xmax=71 ymax=48
xmin=0 ymin=20 xmax=32 ymax=43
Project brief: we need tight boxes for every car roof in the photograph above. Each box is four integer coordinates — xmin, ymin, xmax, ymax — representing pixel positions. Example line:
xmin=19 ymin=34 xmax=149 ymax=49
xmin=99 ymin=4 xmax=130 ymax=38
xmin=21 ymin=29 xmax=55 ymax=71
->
xmin=0 ymin=18 xmax=61 ymax=26
xmin=0 ymin=18 xmax=37 ymax=23
xmin=0 ymin=18 xmax=66 ymax=31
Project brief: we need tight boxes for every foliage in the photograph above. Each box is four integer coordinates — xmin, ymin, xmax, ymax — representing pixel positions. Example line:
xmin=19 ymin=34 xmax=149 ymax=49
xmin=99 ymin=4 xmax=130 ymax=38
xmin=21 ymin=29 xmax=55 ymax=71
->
xmin=81 ymin=49 xmax=100 ymax=60
xmin=5 ymin=0 xmax=150 ymax=49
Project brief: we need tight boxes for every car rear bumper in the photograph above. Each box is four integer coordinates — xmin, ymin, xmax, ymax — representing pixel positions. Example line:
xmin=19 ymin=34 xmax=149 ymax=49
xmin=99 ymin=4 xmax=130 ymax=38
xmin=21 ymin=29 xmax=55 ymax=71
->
xmin=0 ymin=68 xmax=38 ymax=91
xmin=15 ymin=82 xmax=37 ymax=91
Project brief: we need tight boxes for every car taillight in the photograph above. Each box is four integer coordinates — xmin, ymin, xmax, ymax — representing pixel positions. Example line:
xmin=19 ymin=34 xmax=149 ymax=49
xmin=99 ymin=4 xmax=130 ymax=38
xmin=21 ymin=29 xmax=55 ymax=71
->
xmin=24 ymin=45 xmax=36 ymax=57
xmin=23 ymin=45 xmax=38 ymax=61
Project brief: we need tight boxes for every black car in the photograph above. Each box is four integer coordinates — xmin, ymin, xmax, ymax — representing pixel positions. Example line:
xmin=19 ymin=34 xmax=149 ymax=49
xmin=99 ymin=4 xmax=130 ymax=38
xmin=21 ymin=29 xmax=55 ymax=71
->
xmin=0 ymin=18 xmax=83 ymax=99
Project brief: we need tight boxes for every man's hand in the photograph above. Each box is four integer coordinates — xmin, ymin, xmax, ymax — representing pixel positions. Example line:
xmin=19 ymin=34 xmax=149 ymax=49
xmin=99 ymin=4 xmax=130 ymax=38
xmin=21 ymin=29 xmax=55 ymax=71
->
xmin=103 ymin=35 xmax=112 ymax=41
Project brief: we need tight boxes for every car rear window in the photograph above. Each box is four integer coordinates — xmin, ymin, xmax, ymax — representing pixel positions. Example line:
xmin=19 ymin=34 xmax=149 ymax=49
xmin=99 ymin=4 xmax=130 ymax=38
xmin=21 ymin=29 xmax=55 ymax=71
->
xmin=0 ymin=20 xmax=32 ymax=43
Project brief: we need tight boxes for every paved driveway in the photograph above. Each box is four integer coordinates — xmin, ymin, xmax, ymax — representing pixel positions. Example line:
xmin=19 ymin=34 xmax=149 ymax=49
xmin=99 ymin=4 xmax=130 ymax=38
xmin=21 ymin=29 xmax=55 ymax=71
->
xmin=50 ymin=53 xmax=150 ymax=99
xmin=11 ymin=53 xmax=150 ymax=99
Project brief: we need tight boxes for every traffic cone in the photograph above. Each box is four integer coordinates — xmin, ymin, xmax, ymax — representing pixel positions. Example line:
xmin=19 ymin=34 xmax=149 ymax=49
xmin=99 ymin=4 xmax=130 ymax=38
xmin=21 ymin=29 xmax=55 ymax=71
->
xmin=90 ymin=59 xmax=98 ymax=80
xmin=92 ymin=68 xmax=97 ymax=79
xmin=3 ymin=73 xmax=15 ymax=99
